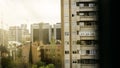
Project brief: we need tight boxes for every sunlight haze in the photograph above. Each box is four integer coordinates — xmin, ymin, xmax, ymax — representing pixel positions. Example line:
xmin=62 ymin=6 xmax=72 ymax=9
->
xmin=0 ymin=0 xmax=60 ymax=29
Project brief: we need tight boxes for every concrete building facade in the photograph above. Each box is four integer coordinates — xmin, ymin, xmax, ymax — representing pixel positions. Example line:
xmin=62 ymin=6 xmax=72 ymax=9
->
xmin=31 ymin=23 xmax=52 ymax=44
xmin=8 ymin=24 xmax=30 ymax=44
xmin=53 ymin=23 xmax=61 ymax=42
xmin=61 ymin=0 xmax=98 ymax=68
xmin=0 ymin=29 xmax=8 ymax=46
xmin=8 ymin=26 xmax=22 ymax=43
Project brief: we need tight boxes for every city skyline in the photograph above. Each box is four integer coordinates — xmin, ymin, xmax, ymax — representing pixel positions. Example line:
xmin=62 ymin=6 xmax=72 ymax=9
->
xmin=0 ymin=0 xmax=60 ymax=29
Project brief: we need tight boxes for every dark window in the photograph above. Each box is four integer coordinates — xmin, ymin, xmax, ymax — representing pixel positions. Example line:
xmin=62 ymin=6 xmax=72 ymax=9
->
xmin=86 ymin=50 xmax=90 ymax=54
xmin=77 ymin=21 xmax=79 ymax=25
xmin=65 ymin=51 xmax=69 ymax=54
xmin=72 ymin=14 xmax=74 ymax=17
xmin=78 ymin=59 xmax=98 ymax=64
xmin=77 ymin=31 xmax=79 ymax=35
xmin=76 ymin=40 xmax=80 ymax=44
xmin=86 ymin=40 xmax=92 ymax=45
xmin=76 ymin=2 xmax=79 ymax=6
xmin=72 ymin=51 xmax=77 ymax=54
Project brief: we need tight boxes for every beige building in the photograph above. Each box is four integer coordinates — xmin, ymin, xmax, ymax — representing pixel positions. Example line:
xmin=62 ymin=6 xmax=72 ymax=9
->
xmin=20 ymin=42 xmax=40 ymax=64
xmin=61 ymin=0 xmax=98 ymax=68
xmin=28 ymin=41 xmax=62 ymax=68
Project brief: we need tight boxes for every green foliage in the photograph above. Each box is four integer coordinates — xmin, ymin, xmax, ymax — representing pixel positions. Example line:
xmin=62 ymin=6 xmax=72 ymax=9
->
xmin=45 ymin=64 xmax=55 ymax=68
xmin=39 ymin=66 xmax=45 ymax=68
xmin=32 ymin=64 xmax=37 ymax=68
xmin=36 ymin=61 xmax=45 ymax=67
xmin=17 ymin=48 xmax=22 ymax=58
xmin=1 ymin=57 xmax=15 ymax=68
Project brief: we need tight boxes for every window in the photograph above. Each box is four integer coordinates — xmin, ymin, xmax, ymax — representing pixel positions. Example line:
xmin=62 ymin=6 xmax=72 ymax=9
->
xmin=90 ymin=50 xmax=96 ymax=55
xmin=86 ymin=22 xmax=92 ymax=25
xmin=76 ymin=40 xmax=80 ymax=44
xmin=72 ymin=14 xmax=74 ymax=17
xmin=86 ymin=40 xmax=92 ymax=45
xmin=65 ymin=32 xmax=69 ymax=36
xmin=80 ymin=50 xmax=86 ymax=55
xmin=76 ymin=2 xmax=79 ymax=6
xmin=65 ymin=51 xmax=69 ymax=54
xmin=65 ymin=60 xmax=70 ymax=63
xmin=89 ymin=12 xmax=96 ymax=16
xmin=65 ymin=41 xmax=69 ymax=45
xmin=77 ymin=31 xmax=79 ymax=35
xmin=89 ymin=3 xmax=95 ymax=7
xmin=77 ymin=21 xmax=79 ymax=25
xmin=80 ymin=22 xmax=84 ymax=26
xmin=80 ymin=40 xmax=86 ymax=45
xmin=72 ymin=51 xmax=77 ymax=54
xmin=86 ymin=50 xmax=90 ymax=54
xmin=79 ymin=3 xmax=84 ymax=7
xmin=73 ymin=60 xmax=77 ymax=63
xmin=79 ymin=59 xmax=98 ymax=64
xmin=79 ymin=13 xmax=84 ymax=16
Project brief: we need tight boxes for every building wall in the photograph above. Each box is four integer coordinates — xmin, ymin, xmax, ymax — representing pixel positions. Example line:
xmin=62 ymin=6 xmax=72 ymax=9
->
xmin=53 ymin=23 xmax=61 ymax=41
xmin=31 ymin=23 xmax=52 ymax=44
xmin=61 ymin=0 xmax=98 ymax=68
xmin=0 ymin=29 xmax=8 ymax=46
xmin=8 ymin=25 xmax=29 ymax=44
xmin=39 ymin=44 xmax=62 ymax=68
xmin=8 ymin=26 xmax=22 ymax=43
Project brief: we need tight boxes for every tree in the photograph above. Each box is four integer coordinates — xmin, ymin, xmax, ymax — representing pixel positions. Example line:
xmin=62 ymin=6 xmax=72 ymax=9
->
xmin=39 ymin=66 xmax=45 ymax=68
xmin=1 ymin=57 xmax=14 ymax=68
xmin=29 ymin=42 xmax=33 ymax=68
xmin=45 ymin=64 xmax=55 ymax=68
xmin=36 ymin=61 xmax=45 ymax=68
xmin=32 ymin=64 xmax=37 ymax=68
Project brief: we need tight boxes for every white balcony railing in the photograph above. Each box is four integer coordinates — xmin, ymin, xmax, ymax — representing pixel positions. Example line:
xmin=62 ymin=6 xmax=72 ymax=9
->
xmin=76 ymin=0 xmax=96 ymax=2
xmin=77 ymin=16 xmax=97 ymax=21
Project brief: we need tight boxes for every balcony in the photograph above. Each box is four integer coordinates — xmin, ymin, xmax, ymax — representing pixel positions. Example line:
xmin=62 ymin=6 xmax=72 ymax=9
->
xmin=80 ymin=55 xmax=97 ymax=59
xmin=77 ymin=16 xmax=97 ymax=21
xmin=79 ymin=36 xmax=96 ymax=40
xmin=76 ymin=6 xmax=97 ymax=12
xmin=76 ymin=0 xmax=96 ymax=2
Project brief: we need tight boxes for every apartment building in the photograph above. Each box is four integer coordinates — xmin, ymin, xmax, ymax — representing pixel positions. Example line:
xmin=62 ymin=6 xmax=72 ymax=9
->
xmin=61 ymin=0 xmax=98 ymax=68
xmin=39 ymin=44 xmax=62 ymax=68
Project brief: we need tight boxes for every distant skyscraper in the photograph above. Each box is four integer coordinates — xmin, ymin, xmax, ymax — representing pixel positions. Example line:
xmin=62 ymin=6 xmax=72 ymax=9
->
xmin=21 ymin=24 xmax=30 ymax=43
xmin=0 ymin=29 xmax=8 ymax=46
xmin=31 ymin=23 xmax=52 ymax=44
xmin=61 ymin=0 xmax=98 ymax=68
xmin=53 ymin=23 xmax=61 ymax=41
xmin=8 ymin=24 xmax=30 ymax=43
xmin=8 ymin=26 xmax=22 ymax=43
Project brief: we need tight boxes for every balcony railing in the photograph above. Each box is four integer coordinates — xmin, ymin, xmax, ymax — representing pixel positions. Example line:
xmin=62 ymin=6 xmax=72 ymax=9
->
xmin=76 ymin=6 xmax=97 ymax=12
xmin=76 ymin=0 xmax=96 ymax=2
xmin=77 ymin=16 xmax=97 ymax=21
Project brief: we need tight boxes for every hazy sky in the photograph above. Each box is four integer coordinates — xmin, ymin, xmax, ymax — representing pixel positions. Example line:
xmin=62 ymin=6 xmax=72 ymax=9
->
xmin=0 ymin=0 xmax=60 ymax=29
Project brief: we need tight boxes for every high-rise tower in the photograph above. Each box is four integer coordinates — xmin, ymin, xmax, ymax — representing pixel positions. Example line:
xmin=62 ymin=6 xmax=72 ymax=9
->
xmin=61 ymin=0 xmax=98 ymax=68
